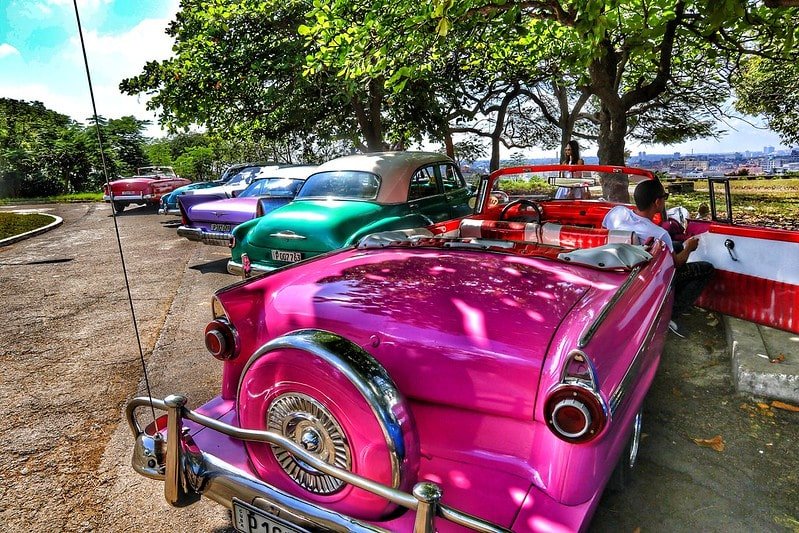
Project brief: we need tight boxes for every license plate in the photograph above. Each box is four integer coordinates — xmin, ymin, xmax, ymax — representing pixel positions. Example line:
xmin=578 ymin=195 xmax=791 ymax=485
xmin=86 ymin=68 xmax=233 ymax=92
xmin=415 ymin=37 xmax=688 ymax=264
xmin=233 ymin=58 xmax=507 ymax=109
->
xmin=211 ymin=223 xmax=232 ymax=232
xmin=232 ymin=499 xmax=305 ymax=533
xmin=271 ymin=250 xmax=302 ymax=262
xmin=121 ymin=191 xmax=139 ymax=196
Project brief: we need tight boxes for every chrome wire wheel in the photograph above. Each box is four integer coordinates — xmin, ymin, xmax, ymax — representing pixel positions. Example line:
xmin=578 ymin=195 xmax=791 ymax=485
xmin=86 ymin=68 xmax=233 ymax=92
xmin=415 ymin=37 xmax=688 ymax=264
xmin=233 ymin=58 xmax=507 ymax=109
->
xmin=267 ymin=393 xmax=351 ymax=495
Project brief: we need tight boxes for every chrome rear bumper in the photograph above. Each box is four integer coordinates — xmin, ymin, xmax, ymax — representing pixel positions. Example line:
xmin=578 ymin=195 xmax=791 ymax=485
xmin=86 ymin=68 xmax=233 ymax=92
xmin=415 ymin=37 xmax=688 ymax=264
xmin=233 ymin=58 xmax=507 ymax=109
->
xmin=176 ymin=226 xmax=231 ymax=246
xmin=126 ymin=395 xmax=510 ymax=533
xmin=159 ymin=207 xmax=180 ymax=215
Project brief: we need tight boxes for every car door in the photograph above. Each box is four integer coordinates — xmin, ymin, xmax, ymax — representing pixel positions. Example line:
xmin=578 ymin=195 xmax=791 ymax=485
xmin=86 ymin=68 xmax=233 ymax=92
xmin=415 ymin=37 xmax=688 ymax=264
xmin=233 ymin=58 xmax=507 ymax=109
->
xmin=406 ymin=165 xmax=451 ymax=222
xmin=690 ymin=223 xmax=799 ymax=334
xmin=688 ymin=178 xmax=799 ymax=334
xmin=435 ymin=163 xmax=472 ymax=218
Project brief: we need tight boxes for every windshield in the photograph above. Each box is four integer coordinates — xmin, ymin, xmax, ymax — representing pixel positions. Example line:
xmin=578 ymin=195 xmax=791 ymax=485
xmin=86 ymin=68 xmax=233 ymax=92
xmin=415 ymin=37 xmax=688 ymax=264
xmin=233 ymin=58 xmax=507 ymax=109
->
xmin=238 ymin=178 xmax=305 ymax=198
xmin=137 ymin=167 xmax=176 ymax=178
xmin=296 ymin=171 xmax=380 ymax=200
xmin=227 ymin=166 xmax=265 ymax=186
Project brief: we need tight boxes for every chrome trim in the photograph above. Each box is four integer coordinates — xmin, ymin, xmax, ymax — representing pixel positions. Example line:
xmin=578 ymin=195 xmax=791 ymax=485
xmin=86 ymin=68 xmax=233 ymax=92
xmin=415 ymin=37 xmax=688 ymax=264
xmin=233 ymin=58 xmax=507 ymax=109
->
xmin=627 ymin=410 xmax=643 ymax=469
xmin=176 ymin=226 xmax=231 ymax=246
xmin=551 ymin=398 xmax=592 ymax=438
xmin=578 ymin=265 xmax=642 ymax=348
xmin=559 ymin=349 xmax=599 ymax=389
xmin=126 ymin=396 xmax=510 ymax=533
xmin=238 ymin=330 xmax=417 ymax=494
xmin=227 ymin=259 xmax=276 ymax=276
xmin=267 ymin=393 xmax=352 ymax=494
xmin=159 ymin=207 xmax=180 ymax=215
xmin=269 ymin=230 xmax=307 ymax=240
xmin=547 ymin=381 xmax=610 ymax=426
xmin=607 ymin=284 xmax=672 ymax=415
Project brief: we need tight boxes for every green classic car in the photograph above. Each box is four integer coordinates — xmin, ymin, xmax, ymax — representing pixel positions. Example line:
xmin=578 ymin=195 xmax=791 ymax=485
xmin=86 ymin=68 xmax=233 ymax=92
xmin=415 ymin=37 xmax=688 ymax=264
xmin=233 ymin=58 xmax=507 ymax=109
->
xmin=228 ymin=151 xmax=473 ymax=275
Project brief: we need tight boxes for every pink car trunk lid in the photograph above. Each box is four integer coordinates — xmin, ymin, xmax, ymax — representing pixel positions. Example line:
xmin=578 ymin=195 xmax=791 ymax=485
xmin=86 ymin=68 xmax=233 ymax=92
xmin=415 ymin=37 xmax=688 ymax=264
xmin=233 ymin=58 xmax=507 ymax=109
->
xmin=250 ymin=248 xmax=596 ymax=420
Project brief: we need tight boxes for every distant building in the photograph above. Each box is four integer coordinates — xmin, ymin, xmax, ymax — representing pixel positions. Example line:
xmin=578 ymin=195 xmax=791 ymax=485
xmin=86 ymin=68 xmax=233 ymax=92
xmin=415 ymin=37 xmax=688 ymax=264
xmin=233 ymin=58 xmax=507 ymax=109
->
xmin=672 ymin=158 xmax=709 ymax=171
xmin=764 ymin=146 xmax=775 ymax=154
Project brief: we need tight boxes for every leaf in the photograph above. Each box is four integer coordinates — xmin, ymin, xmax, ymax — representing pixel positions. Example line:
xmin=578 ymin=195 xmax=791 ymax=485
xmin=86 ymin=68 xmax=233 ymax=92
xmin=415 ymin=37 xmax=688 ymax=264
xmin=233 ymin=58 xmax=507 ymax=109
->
xmin=771 ymin=400 xmax=799 ymax=413
xmin=436 ymin=17 xmax=450 ymax=37
xmin=692 ymin=435 xmax=725 ymax=452
xmin=769 ymin=353 xmax=786 ymax=364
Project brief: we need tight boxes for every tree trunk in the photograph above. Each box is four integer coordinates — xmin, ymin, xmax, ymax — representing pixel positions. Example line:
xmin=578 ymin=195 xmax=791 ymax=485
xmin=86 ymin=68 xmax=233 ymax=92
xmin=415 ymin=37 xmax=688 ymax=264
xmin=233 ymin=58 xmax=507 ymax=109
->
xmin=596 ymin=102 xmax=630 ymax=202
xmin=444 ymin=130 xmax=455 ymax=159
xmin=490 ymin=136 xmax=500 ymax=171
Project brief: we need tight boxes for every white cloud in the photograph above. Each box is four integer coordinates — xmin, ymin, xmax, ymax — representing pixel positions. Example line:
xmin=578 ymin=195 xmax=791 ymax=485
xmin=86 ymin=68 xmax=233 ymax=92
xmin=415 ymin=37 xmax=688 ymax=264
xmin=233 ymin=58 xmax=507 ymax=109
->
xmin=0 ymin=43 xmax=20 ymax=58
xmin=9 ymin=6 xmax=177 ymax=136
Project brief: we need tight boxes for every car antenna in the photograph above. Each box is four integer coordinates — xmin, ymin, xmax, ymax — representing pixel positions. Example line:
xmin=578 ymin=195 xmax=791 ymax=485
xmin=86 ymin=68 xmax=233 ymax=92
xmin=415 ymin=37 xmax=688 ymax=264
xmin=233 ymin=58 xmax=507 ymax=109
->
xmin=72 ymin=0 xmax=157 ymax=422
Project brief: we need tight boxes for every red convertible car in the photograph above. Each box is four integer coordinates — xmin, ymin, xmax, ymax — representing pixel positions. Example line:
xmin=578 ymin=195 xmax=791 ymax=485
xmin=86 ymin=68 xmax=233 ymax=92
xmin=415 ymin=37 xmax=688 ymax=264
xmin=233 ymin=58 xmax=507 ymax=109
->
xmin=102 ymin=166 xmax=190 ymax=213
xmin=125 ymin=164 xmax=799 ymax=531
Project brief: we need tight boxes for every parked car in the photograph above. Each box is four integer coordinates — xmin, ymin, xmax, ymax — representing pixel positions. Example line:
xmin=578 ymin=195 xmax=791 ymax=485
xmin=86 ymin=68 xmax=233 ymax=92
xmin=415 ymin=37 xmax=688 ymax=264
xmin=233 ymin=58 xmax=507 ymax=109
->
xmin=126 ymin=165 xmax=680 ymax=531
xmin=102 ymin=166 xmax=190 ymax=213
xmin=228 ymin=151 xmax=473 ymax=276
xmin=159 ymin=162 xmax=280 ymax=215
xmin=159 ymin=163 xmax=254 ymax=215
xmin=175 ymin=166 xmax=316 ymax=246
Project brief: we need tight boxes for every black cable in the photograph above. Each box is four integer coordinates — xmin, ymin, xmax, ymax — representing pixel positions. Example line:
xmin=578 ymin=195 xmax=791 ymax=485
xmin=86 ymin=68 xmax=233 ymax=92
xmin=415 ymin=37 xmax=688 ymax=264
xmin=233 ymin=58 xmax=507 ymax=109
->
xmin=72 ymin=0 xmax=157 ymax=422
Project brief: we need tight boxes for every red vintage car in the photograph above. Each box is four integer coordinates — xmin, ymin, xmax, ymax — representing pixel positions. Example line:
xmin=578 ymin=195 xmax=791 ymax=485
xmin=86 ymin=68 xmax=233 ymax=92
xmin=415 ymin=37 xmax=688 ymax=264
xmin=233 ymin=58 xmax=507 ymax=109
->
xmin=102 ymin=166 xmax=190 ymax=213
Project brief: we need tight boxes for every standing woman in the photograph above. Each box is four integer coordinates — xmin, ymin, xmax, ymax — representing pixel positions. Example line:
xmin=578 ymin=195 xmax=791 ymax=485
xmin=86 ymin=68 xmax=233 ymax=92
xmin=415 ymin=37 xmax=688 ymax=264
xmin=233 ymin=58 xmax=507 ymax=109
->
xmin=562 ymin=140 xmax=585 ymax=165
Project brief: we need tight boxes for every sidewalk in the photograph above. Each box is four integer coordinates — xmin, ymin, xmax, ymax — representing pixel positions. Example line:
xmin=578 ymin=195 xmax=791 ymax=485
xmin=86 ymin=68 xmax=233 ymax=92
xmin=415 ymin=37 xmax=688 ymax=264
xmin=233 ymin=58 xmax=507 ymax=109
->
xmin=725 ymin=316 xmax=799 ymax=403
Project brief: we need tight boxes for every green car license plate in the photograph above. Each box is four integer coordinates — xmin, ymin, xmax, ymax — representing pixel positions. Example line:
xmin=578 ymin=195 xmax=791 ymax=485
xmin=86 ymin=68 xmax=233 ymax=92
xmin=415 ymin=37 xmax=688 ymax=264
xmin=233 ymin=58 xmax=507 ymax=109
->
xmin=271 ymin=250 xmax=302 ymax=262
xmin=232 ymin=499 xmax=306 ymax=533
xmin=211 ymin=223 xmax=232 ymax=232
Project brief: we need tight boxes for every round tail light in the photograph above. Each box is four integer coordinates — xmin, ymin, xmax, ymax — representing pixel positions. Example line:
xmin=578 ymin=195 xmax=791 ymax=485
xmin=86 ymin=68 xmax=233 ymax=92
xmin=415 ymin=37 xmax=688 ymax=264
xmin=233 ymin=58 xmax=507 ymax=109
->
xmin=545 ymin=385 xmax=607 ymax=443
xmin=204 ymin=319 xmax=239 ymax=360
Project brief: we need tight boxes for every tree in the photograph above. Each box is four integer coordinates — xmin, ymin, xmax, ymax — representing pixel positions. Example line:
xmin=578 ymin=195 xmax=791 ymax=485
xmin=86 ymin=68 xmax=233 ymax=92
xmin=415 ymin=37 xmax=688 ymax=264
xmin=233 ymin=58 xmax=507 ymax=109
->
xmin=301 ymin=0 xmax=799 ymax=200
xmin=733 ymin=56 xmax=799 ymax=146
xmin=119 ymin=0 xmax=443 ymax=155
xmin=0 ymin=98 xmax=88 ymax=197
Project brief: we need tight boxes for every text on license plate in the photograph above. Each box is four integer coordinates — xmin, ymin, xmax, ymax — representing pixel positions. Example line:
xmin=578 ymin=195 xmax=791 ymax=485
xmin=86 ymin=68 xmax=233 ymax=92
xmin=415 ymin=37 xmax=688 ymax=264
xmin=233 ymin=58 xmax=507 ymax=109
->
xmin=210 ymin=223 xmax=232 ymax=232
xmin=232 ymin=499 xmax=304 ymax=533
xmin=121 ymin=191 xmax=139 ymax=195
xmin=271 ymin=250 xmax=302 ymax=262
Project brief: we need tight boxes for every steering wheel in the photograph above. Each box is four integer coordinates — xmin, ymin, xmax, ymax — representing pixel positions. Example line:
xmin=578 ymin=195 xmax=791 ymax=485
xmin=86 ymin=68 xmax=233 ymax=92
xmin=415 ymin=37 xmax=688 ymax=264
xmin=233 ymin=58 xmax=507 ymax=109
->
xmin=499 ymin=198 xmax=543 ymax=222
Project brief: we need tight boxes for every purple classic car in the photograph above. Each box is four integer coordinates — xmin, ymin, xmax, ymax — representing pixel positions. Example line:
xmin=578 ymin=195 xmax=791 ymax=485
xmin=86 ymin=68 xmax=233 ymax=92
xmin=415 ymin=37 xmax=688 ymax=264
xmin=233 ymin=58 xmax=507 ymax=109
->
xmin=176 ymin=166 xmax=316 ymax=246
xmin=127 ymin=165 xmax=677 ymax=532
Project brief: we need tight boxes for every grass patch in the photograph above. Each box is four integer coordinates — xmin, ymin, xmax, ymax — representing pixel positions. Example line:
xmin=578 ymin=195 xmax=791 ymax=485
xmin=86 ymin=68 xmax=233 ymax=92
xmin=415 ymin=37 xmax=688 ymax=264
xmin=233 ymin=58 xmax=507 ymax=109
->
xmin=669 ymin=178 xmax=799 ymax=230
xmin=0 ymin=192 xmax=103 ymax=205
xmin=0 ymin=212 xmax=56 ymax=240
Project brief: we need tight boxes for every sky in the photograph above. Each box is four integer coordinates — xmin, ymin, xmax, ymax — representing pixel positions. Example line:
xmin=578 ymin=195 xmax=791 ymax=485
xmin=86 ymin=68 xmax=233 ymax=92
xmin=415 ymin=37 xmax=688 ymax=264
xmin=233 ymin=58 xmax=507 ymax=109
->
xmin=0 ymin=0 xmax=792 ymax=158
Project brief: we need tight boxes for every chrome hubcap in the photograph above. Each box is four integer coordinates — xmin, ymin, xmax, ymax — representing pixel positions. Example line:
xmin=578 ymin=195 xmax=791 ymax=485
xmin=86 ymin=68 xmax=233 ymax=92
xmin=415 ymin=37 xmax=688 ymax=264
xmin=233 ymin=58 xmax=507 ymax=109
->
xmin=267 ymin=393 xmax=351 ymax=494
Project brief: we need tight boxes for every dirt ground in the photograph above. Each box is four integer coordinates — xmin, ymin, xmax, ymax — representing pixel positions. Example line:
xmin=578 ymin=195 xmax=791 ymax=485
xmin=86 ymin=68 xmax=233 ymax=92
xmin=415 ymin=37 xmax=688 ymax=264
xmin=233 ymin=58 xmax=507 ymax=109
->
xmin=0 ymin=202 xmax=797 ymax=532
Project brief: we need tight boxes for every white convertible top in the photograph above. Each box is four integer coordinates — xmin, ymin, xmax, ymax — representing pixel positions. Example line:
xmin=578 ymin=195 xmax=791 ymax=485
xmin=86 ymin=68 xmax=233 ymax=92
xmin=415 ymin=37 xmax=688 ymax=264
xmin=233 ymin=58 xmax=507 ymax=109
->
xmin=558 ymin=243 xmax=652 ymax=269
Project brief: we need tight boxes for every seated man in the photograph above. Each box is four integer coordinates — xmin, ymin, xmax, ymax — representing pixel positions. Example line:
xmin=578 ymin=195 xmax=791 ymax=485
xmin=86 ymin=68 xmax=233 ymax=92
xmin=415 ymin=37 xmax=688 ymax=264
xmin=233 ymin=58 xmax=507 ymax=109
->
xmin=603 ymin=179 xmax=714 ymax=337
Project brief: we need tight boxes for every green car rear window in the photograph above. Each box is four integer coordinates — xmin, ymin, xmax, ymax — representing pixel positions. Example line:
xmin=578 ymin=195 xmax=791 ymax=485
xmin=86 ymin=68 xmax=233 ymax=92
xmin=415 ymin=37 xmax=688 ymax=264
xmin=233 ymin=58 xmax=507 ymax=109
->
xmin=296 ymin=171 xmax=380 ymax=200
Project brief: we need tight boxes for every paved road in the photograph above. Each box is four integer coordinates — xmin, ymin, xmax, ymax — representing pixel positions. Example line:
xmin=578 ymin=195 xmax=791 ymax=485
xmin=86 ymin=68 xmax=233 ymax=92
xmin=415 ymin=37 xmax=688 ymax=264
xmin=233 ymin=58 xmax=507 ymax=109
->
xmin=0 ymin=202 xmax=797 ymax=532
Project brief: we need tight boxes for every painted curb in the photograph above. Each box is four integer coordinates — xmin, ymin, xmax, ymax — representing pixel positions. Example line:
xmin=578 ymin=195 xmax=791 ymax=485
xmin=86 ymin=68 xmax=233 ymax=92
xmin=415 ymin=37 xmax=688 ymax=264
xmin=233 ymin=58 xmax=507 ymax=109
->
xmin=0 ymin=214 xmax=64 ymax=247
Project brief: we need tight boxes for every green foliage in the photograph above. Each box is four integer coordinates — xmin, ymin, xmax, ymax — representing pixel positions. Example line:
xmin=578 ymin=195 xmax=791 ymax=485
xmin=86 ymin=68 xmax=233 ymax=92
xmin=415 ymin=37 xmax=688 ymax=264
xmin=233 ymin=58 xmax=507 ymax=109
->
xmin=734 ymin=56 xmax=799 ymax=146
xmin=0 ymin=98 xmax=81 ymax=197
xmin=496 ymin=176 xmax=554 ymax=195
xmin=119 ymin=0 xmax=442 ymax=153
xmin=173 ymin=146 xmax=215 ymax=181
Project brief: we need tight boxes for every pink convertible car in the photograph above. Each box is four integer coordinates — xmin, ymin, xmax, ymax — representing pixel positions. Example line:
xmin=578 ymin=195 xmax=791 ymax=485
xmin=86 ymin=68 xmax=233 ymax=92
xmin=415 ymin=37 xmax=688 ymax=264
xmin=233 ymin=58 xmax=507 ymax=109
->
xmin=131 ymin=164 xmax=788 ymax=531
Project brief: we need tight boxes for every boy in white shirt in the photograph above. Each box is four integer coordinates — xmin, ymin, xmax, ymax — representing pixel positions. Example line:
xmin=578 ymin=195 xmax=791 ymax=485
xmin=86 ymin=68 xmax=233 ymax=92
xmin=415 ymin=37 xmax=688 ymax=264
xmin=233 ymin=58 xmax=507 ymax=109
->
xmin=603 ymin=179 xmax=714 ymax=336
